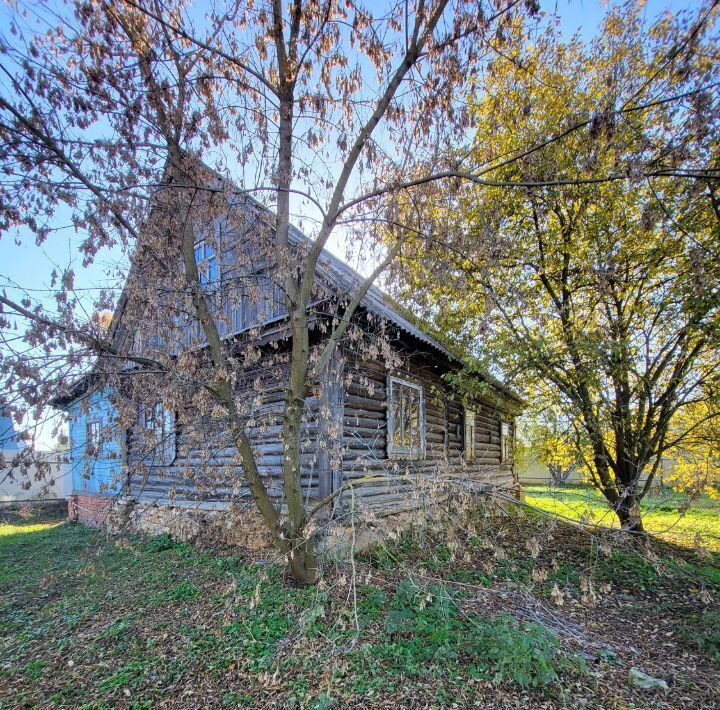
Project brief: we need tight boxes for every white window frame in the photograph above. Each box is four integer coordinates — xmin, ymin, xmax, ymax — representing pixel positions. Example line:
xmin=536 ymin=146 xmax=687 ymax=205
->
xmin=141 ymin=403 xmax=177 ymax=466
xmin=464 ymin=409 xmax=476 ymax=460
xmin=194 ymin=240 xmax=218 ymax=287
xmin=387 ymin=376 xmax=426 ymax=459
xmin=500 ymin=420 xmax=512 ymax=463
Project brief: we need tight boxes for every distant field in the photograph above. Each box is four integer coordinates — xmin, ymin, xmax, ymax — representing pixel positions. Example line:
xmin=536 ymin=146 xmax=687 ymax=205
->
xmin=524 ymin=484 xmax=720 ymax=551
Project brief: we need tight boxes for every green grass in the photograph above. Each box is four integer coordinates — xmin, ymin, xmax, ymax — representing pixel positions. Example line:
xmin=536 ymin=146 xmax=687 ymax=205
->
xmin=0 ymin=520 xmax=63 ymax=537
xmin=524 ymin=484 xmax=720 ymax=551
xmin=2 ymin=502 xmax=719 ymax=707
xmin=0 ymin=520 xmax=593 ymax=707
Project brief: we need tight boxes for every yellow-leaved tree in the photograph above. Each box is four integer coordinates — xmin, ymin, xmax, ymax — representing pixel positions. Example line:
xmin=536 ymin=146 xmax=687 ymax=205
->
xmin=664 ymin=401 xmax=720 ymax=498
xmin=389 ymin=1 xmax=720 ymax=532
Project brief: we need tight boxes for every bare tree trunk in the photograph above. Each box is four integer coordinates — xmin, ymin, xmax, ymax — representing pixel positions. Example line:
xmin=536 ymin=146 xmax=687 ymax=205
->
xmin=282 ymin=309 xmax=319 ymax=584
xmin=613 ymin=450 xmax=648 ymax=533
xmin=268 ymin=13 xmax=320 ymax=583
xmin=549 ymin=463 xmax=574 ymax=485
xmin=616 ymin=494 xmax=644 ymax=533
xmin=169 ymin=153 xmax=291 ymax=562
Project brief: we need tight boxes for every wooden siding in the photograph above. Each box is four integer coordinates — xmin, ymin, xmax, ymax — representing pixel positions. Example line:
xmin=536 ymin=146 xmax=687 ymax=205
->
xmin=67 ymin=389 xmax=123 ymax=495
xmin=126 ymin=359 xmax=326 ymax=504
xmin=183 ymin=272 xmax=288 ymax=345
xmin=60 ymin=183 xmax=523 ymax=523
xmin=338 ymin=350 xmax=515 ymax=516
xmin=123 ymin=345 xmax=517 ymax=513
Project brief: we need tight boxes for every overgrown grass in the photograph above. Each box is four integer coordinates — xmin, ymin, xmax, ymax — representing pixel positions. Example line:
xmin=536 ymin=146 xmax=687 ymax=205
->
xmin=368 ymin=578 xmax=585 ymax=688
xmin=0 ymin=498 xmax=720 ymax=708
xmin=524 ymin=484 xmax=720 ymax=551
xmin=0 ymin=520 xmax=589 ymax=707
xmin=360 ymin=512 xmax=720 ymax=600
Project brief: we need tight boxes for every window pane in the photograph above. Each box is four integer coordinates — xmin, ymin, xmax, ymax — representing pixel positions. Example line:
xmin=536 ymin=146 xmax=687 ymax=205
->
xmin=163 ymin=409 xmax=173 ymax=434
xmin=409 ymin=389 xmax=420 ymax=450
xmin=465 ymin=410 xmax=475 ymax=458
xmin=388 ymin=379 xmax=424 ymax=456
xmin=207 ymin=257 xmax=218 ymax=284
xmin=86 ymin=422 xmax=101 ymax=452
xmin=391 ymin=385 xmax=403 ymax=447
xmin=500 ymin=421 xmax=512 ymax=462
xmin=141 ymin=403 xmax=175 ymax=465
xmin=402 ymin=387 xmax=413 ymax=448
xmin=195 ymin=242 xmax=218 ymax=286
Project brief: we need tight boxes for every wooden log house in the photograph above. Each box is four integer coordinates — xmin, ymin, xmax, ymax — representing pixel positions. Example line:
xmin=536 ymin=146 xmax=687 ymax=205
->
xmin=53 ymin=166 xmax=524 ymax=545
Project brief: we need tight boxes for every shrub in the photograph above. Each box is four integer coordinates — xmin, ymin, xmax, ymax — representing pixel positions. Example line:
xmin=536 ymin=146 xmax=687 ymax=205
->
xmin=353 ymin=577 xmax=587 ymax=688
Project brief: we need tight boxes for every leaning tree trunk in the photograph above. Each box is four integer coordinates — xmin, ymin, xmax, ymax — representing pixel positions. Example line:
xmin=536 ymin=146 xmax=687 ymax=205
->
xmin=281 ymin=308 xmax=320 ymax=584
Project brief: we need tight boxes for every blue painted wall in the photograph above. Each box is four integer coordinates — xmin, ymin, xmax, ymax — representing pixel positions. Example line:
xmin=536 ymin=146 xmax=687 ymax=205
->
xmin=67 ymin=389 xmax=123 ymax=495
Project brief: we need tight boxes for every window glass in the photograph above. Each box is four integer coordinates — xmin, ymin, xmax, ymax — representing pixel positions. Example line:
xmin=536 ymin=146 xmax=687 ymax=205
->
xmin=390 ymin=388 xmax=403 ymax=448
xmin=401 ymin=387 xmax=413 ymax=447
xmin=194 ymin=241 xmax=218 ymax=286
xmin=501 ymin=421 xmax=512 ymax=463
xmin=86 ymin=421 xmax=101 ymax=455
xmin=388 ymin=378 xmax=425 ymax=458
xmin=409 ymin=388 xmax=421 ymax=450
xmin=141 ymin=403 xmax=176 ymax=466
xmin=464 ymin=409 xmax=476 ymax=460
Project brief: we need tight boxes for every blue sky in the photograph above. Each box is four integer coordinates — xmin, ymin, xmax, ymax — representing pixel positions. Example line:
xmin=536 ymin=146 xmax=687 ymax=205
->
xmin=0 ymin=0 xmax=700 ymax=447
xmin=1 ymin=1 xmax=697 ymax=274
xmin=1 ymin=0 xmax=696 ymax=303
xmin=548 ymin=0 xmax=694 ymax=39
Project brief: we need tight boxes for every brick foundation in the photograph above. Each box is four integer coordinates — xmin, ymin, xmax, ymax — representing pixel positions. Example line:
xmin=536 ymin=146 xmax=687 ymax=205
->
xmin=67 ymin=494 xmax=114 ymax=527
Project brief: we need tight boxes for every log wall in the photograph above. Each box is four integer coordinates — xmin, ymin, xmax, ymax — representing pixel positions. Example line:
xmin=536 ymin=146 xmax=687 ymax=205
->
xmin=126 ymin=358 xmax=325 ymax=504
xmin=338 ymin=347 xmax=516 ymax=517
xmin=124 ymin=341 xmax=517 ymax=518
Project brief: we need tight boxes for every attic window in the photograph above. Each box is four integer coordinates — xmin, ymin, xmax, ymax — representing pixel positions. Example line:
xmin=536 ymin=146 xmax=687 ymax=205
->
xmin=141 ymin=403 xmax=176 ymax=466
xmin=194 ymin=241 xmax=218 ymax=286
xmin=464 ymin=409 xmax=476 ymax=460
xmin=387 ymin=377 xmax=425 ymax=459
